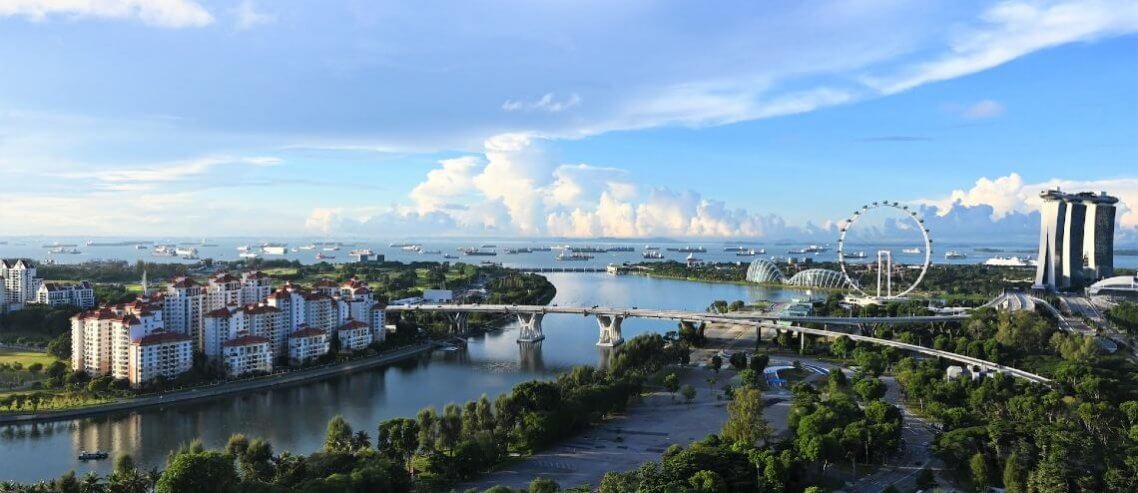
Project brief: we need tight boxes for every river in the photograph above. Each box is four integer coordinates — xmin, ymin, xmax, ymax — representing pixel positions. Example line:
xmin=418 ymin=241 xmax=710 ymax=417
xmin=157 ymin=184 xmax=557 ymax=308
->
xmin=0 ymin=273 xmax=800 ymax=483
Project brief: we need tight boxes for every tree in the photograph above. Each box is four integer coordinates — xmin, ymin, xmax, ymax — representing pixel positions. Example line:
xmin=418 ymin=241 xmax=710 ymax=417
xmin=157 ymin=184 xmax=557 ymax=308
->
xmin=437 ymin=403 xmax=463 ymax=455
xmin=853 ymin=377 xmax=886 ymax=401
xmin=664 ymin=373 xmax=680 ymax=399
xmin=239 ymin=438 xmax=274 ymax=482
xmin=709 ymin=355 xmax=722 ymax=373
xmin=729 ymin=352 xmax=747 ymax=370
xmin=378 ymin=418 xmax=420 ymax=470
xmin=739 ymin=369 xmax=760 ymax=389
xmin=57 ymin=471 xmax=80 ymax=493
xmin=721 ymin=387 xmax=772 ymax=447
xmin=529 ymin=476 xmax=560 ymax=493
xmin=970 ymin=452 xmax=992 ymax=490
xmin=1002 ymin=452 xmax=1027 ymax=493
xmin=689 ymin=470 xmax=727 ymax=493
xmin=681 ymin=384 xmax=696 ymax=403
xmin=748 ymin=352 xmax=769 ymax=373
xmin=417 ymin=407 xmax=438 ymax=452
xmin=476 ymin=394 xmax=496 ymax=433
xmin=225 ymin=433 xmax=249 ymax=457
xmin=156 ymin=451 xmax=238 ymax=493
xmin=324 ymin=415 xmax=354 ymax=453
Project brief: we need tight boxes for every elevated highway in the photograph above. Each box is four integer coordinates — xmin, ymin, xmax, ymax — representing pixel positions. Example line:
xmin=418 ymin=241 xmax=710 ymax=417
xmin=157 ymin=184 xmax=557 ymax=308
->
xmin=386 ymin=303 xmax=1050 ymax=384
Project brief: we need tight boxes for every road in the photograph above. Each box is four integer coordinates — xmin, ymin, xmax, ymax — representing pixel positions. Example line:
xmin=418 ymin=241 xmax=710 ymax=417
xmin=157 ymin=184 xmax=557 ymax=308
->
xmin=844 ymin=376 xmax=942 ymax=493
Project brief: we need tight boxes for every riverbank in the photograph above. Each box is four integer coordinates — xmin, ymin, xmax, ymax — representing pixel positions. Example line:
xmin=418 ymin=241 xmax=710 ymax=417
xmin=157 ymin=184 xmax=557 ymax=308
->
xmin=0 ymin=342 xmax=433 ymax=425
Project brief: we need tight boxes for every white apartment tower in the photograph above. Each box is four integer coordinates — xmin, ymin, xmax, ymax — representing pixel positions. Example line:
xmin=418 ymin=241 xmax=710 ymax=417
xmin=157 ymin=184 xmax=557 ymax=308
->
xmin=1034 ymin=190 xmax=1118 ymax=290
xmin=1 ymin=259 xmax=38 ymax=308
xmin=164 ymin=277 xmax=204 ymax=346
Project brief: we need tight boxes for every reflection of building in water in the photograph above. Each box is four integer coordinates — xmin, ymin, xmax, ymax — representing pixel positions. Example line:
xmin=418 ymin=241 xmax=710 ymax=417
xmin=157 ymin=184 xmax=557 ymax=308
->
xmin=73 ymin=413 xmax=143 ymax=455
xmin=518 ymin=341 xmax=544 ymax=372
xmin=597 ymin=346 xmax=615 ymax=371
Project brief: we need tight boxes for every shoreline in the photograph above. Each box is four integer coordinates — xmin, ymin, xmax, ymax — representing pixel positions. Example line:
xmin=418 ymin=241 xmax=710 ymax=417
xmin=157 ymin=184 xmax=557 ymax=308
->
xmin=0 ymin=342 xmax=434 ymax=426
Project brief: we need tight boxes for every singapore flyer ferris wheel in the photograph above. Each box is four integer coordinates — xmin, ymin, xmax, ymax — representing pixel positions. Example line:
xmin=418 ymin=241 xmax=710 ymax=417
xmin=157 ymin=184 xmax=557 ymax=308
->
xmin=837 ymin=201 xmax=932 ymax=299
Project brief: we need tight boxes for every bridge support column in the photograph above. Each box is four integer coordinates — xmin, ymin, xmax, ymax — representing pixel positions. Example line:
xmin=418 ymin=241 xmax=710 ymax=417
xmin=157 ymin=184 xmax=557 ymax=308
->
xmin=596 ymin=314 xmax=625 ymax=347
xmin=447 ymin=312 xmax=469 ymax=335
xmin=516 ymin=313 xmax=545 ymax=343
xmin=799 ymin=331 xmax=805 ymax=354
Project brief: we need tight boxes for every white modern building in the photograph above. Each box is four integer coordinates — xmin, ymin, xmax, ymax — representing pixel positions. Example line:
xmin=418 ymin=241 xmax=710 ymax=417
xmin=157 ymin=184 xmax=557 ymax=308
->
xmin=221 ymin=335 xmax=273 ymax=377
xmin=163 ymin=277 xmax=205 ymax=347
xmin=35 ymin=281 xmax=96 ymax=308
xmin=127 ymin=331 xmax=194 ymax=386
xmin=71 ymin=299 xmax=176 ymax=385
xmin=369 ymin=304 xmax=387 ymax=344
xmin=1 ymin=259 xmax=38 ymax=310
xmin=1034 ymin=190 xmax=1118 ymax=290
xmin=422 ymin=289 xmax=454 ymax=303
xmin=288 ymin=325 xmax=330 ymax=364
xmin=1087 ymin=274 xmax=1138 ymax=302
xmin=336 ymin=320 xmax=373 ymax=352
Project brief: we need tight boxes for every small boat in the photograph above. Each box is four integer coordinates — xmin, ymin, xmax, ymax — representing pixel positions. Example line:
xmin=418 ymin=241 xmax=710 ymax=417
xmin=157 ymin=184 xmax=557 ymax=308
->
xmin=239 ymin=252 xmax=259 ymax=259
xmin=298 ymin=244 xmax=316 ymax=251
xmin=642 ymin=250 xmax=664 ymax=259
xmin=944 ymin=250 xmax=967 ymax=259
xmin=78 ymin=451 xmax=109 ymax=461
xmin=49 ymin=247 xmax=82 ymax=255
xmin=175 ymin=247 xmax=198 ymax=257
xmin=557 ymin=252 xmax=593 ymax=261
xmin=262 ymin=245 xmax=287 ymax=255
xmin=845 ymin=251 xmax=867 ymax=259
xmin=315 ymin=253 xmax=335 ymax=260
xmin=735 ymin=249 xmax=758 ymax=257
xmin=443 ymin=254 xmax=459 ymax=259
xmin=323 ymin=246 xmax=340 ymax=252
xmin=902 ymin=247 xmax=922 ymax=254
xmin=153 ymin=246 xmax=176 ymax=257
xmin=236 ymin=245 xmax=251 ymax=253
xmin=135 ymin=244 xmax=148 ymax=250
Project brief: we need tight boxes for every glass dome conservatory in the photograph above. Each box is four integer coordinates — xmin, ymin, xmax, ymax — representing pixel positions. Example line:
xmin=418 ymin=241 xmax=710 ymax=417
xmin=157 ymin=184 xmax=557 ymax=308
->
xmin=786 ymin=269 xmax=849 ymax=289
xmin=746 ymin=259 xmax=785 ymax=284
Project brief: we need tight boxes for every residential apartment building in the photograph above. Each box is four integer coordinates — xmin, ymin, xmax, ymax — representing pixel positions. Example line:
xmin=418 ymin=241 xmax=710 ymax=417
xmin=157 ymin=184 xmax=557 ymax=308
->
xmin=241 ymin=271 xmax=273 ymax=305
xmin=287 ymin=325 xmax=330 ymax=365
xmin=202 ymin=306 xmax=245 ymax=360
xmin=222 ymin=335 xmax=273 ymax=377
xmin=35 ymin=281 xmax=96 ymax=308
xmin=266 ymin=286 xmax=306 ymax=333
xmin=1 ymin=259 xmax=38 ymax=309
xmin=244 ymin=304 xmax=285 ymax=360
xmin=205 ymin=273 xmax=243 ymax=311
xmin=163 ymin=277 xmax=204 ymax=347
xmin=71 ymin=299 xmax=169 ymax=384
xmin=127 ymin=331 xmax=193 ymax=386
xmin=303 ymin=293 xmax=339 ymax=331
xmin=336 ymin=320 xmax=373 ymax=352
xmin=369 ymin=304 xmax=387 ymax=344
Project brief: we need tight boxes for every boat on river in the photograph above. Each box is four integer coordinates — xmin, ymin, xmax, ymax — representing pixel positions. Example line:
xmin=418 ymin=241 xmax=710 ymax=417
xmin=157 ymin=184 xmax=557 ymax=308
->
xmin=77 ymin=451 xmax=109 ymax=461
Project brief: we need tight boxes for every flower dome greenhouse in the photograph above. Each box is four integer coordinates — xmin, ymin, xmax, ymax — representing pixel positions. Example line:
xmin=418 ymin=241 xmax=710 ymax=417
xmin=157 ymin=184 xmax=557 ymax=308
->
xmin=745 ymin=259 xmax=785 ymax=284
xmin=786 ymin=269 xmax=850 ymax=289
xmin=746 ymin=259 xmax=851 ymax=290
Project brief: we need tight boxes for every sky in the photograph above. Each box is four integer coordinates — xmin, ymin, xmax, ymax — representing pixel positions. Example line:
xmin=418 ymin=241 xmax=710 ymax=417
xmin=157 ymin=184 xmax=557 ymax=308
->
xmin=1 ymin=0 xmax=1136 ymax=241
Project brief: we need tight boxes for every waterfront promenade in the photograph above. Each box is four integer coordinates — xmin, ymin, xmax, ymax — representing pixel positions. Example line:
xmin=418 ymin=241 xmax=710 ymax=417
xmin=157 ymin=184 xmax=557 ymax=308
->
xmin=0 ymin=342 xmax=433 ymax=425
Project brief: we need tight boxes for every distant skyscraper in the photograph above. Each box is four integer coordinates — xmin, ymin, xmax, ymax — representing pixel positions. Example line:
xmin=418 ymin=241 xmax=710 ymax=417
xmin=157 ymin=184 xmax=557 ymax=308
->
xmin=1034 ymin=190 xmax=1117 ymax=290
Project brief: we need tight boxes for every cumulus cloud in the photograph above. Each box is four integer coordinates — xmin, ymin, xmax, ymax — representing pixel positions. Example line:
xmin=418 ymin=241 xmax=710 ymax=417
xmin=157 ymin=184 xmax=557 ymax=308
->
xmin=408 ymin=156 xmax=481 ymax=212
xmin=0 ymin=0 xmax=214 ymax=28
xmin=502 ymin=93 xmax=581 ymax=113
xmin=914 ymin=170 xmax=1138 ymax=229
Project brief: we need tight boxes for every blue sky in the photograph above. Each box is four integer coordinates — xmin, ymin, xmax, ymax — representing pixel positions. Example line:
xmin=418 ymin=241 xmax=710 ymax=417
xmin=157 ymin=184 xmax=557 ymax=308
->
xmin=1 ymin=0 xmax=1136 ymax=240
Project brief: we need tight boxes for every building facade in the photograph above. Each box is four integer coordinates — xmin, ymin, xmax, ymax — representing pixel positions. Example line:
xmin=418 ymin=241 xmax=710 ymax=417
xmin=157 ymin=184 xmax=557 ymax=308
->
xmin=221 ymin=335 xmax=273 ymax=377
xmin=1 ymin=259 xmax=38 ymax=309
xmin=35 ymin=281 xmax=96 ymax=308
xmin=127 ymin=331 xmax=194 ymax=386
xmin=336 ymin=320 xmax=373 ymax=352
xmin=287 ymin=325 xmax=330 ymax=364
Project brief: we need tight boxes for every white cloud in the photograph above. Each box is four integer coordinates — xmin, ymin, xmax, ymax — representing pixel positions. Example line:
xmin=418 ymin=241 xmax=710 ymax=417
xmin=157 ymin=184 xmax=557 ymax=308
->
xmin=962 ymin=99 xmax=1005 ymax=119
xmin=0 ymin=0 xmax=214 ymax=28
xmin=866 ymin=0 xmax=1138 ymax=94
xmin=408 ymin=156 xmax=482 ymax=212
xmin=55 ymin=155 xmax=282 ymax=186
xmin=234 ymin=0 xmax=274 ymax=30
xmin=917 ymin=172 xmax=1138 ymax=229
xmin=502 ymin=93 xmax=581 ymax=113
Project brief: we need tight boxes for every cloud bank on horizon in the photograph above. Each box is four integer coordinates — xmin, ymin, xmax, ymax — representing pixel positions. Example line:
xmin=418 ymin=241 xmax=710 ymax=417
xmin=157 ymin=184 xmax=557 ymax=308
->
xmin=1 ymin=0 xmax=1136 ymax=241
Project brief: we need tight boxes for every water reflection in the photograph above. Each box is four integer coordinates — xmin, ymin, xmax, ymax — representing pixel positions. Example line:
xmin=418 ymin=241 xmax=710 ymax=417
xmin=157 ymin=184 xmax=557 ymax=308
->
xmin=597 ymin=346 xmax=615 ymax=371
xmin=0 ymin=273 xmax=794 ymax=482
xmin=517 ymin=341 xmax=545 ymax=372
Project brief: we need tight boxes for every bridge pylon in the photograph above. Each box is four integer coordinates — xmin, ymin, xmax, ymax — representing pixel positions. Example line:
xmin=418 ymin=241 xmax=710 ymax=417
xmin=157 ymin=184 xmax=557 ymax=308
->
xmin=596 ymin=314 xmax=624 ymax=347
xmin=447 ymin=312 xmax=469 ymax=335
xmin=516 ymin=312 xmax=545 ymax=343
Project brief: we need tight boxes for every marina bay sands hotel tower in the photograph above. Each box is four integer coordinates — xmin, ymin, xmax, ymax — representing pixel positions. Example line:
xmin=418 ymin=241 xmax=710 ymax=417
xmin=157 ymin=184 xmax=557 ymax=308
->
xmin=1034 ymin=189 xmax=1118 ymax=291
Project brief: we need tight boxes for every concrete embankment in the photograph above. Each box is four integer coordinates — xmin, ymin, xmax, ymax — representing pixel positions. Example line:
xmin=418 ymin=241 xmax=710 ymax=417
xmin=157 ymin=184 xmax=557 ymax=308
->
xmin=0 ymin=343 xmax=434 ymax=425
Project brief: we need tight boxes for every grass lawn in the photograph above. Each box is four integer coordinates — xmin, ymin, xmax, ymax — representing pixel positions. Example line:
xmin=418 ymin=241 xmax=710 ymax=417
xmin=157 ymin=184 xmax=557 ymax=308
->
xmin=0 ymin=350 xmax=58 ymax=368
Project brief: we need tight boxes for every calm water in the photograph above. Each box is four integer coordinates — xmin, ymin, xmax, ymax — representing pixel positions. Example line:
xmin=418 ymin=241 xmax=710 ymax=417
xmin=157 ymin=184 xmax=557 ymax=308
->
xmin=0 ymin=273 xmax=798 ymax=483
xmin=6 ymin=236 xmax=1134 ymax=269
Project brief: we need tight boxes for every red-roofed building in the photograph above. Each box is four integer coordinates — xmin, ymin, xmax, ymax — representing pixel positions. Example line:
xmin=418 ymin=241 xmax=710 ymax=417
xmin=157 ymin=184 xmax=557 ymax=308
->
xmin=221 ymin=335 xmax=272 ymax=376
xmin=128 ymin=331 xmax=193 ymax=386
xmin=336 ymin=320 xmax=373 ymax=352
xmin=288 ymin=325 xmax=330 ymax=364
